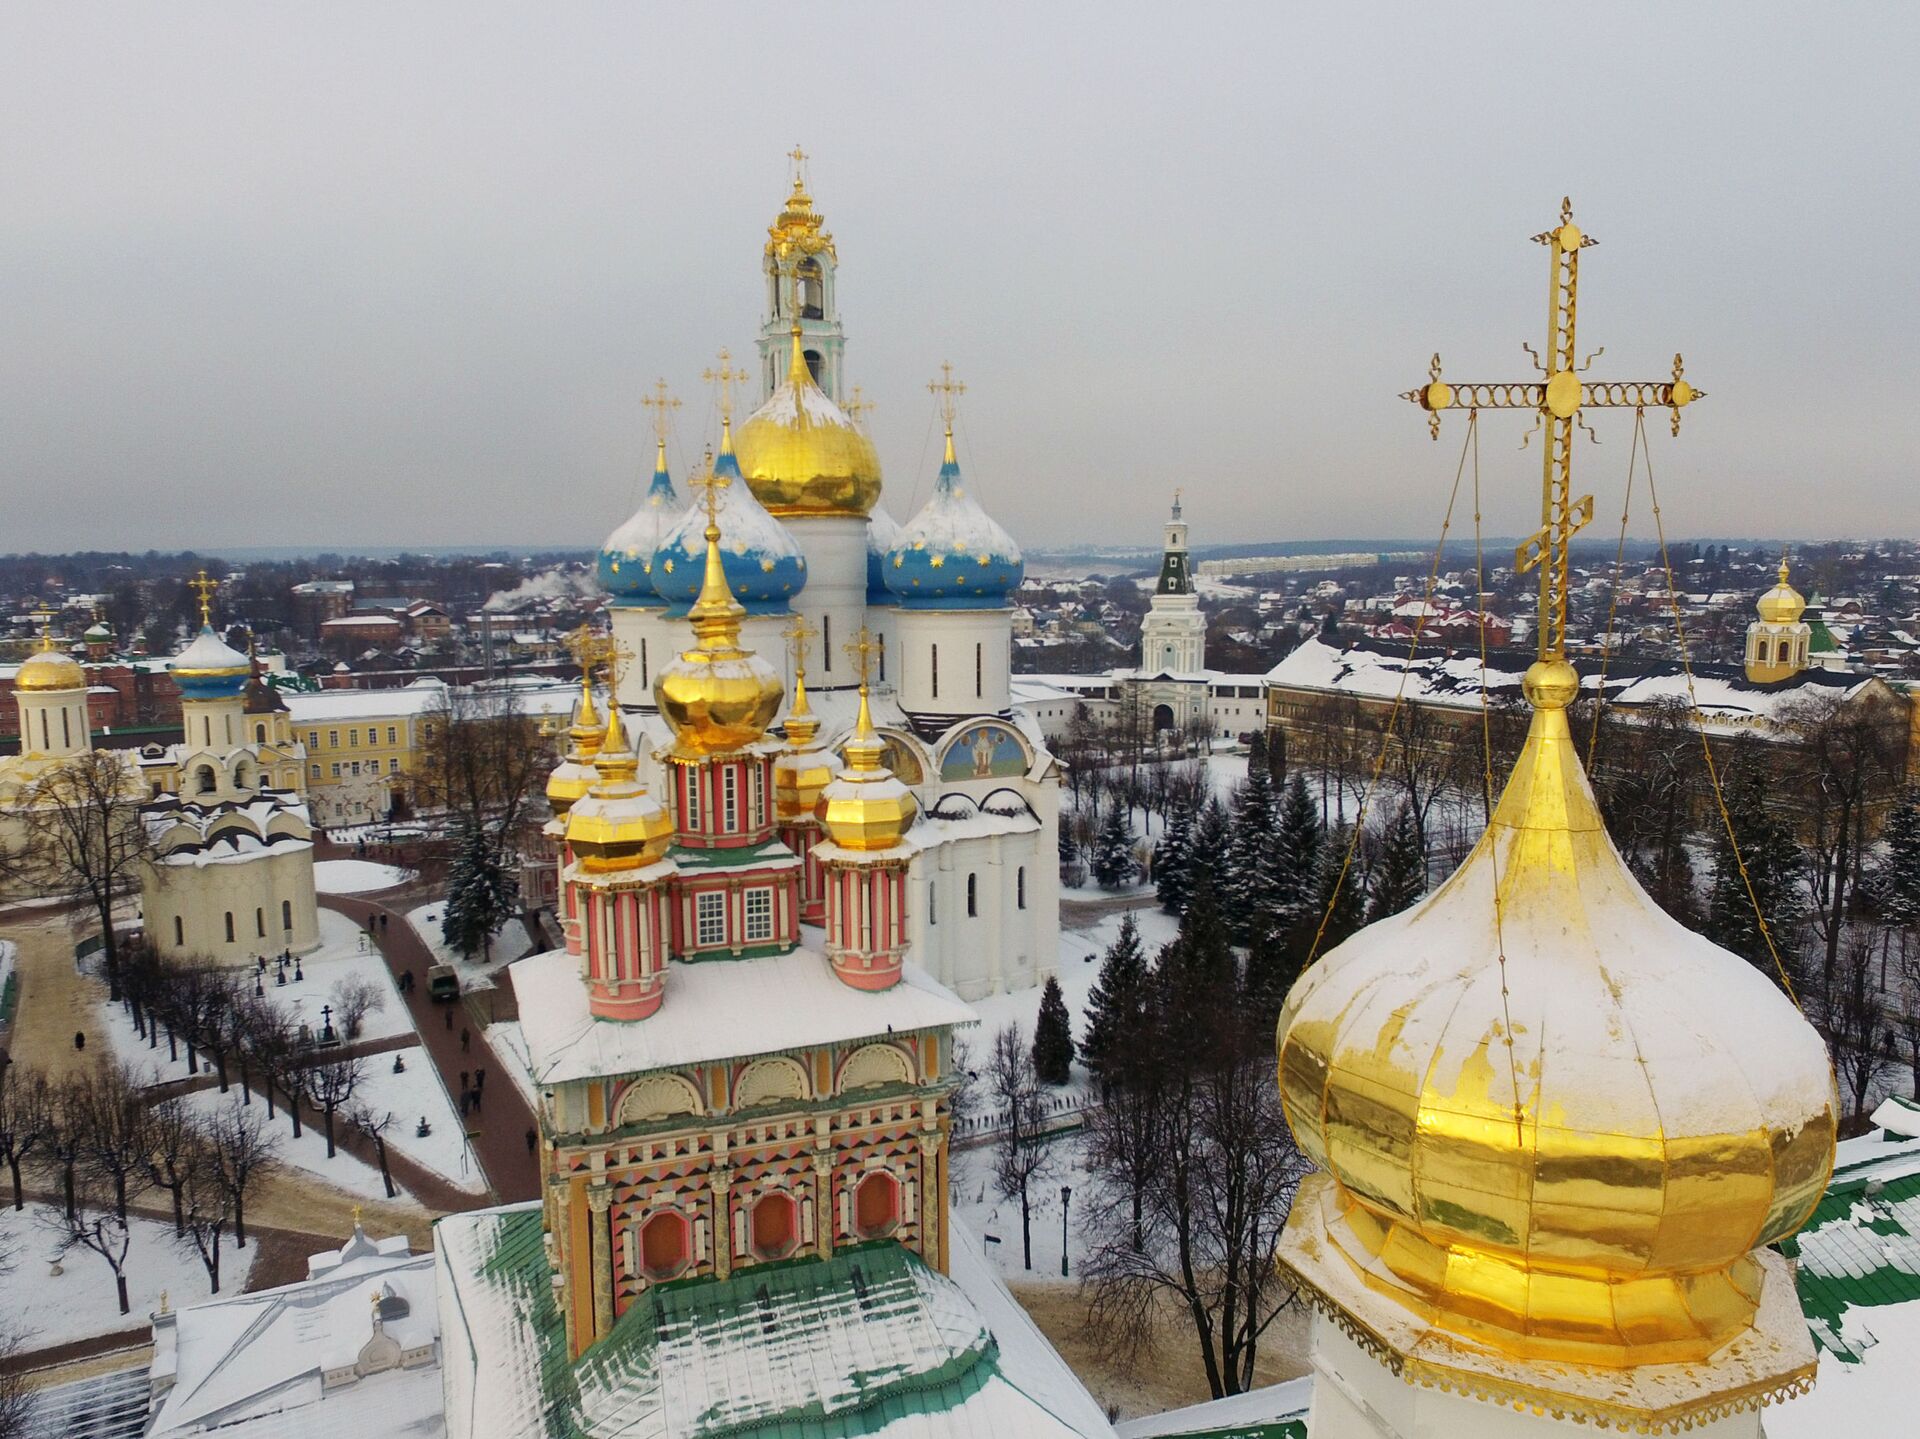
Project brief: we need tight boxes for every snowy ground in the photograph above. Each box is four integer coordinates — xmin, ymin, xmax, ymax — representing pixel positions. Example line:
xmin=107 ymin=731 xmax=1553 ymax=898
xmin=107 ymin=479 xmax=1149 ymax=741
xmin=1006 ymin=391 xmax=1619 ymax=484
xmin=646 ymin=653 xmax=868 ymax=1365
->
xmin=313 ymin=859 xmax=416 ymax=894
xmin=1 ymin=1200 xmax=252 ymax=1349
xmin=406 ymin=901 xmax=538 ymax=978
xmin=175 ymin=1043 xmax=484 ymax=1201
xmin=103 ymin=910 xmax=412 ymax=1088
xmin=952 ymin=1130 xmax=1094 ymax=1287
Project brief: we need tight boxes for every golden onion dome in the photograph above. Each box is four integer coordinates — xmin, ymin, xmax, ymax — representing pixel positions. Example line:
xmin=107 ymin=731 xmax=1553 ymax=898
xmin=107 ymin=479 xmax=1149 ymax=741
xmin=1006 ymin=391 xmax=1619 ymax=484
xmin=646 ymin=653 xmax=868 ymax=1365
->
xmin=1276 ymin=657 xmax=1836 ymax=1368
xmin=734 ymin=324 xmax=882 ymax=518
xmin=773 ymin=666 xmax=842 ymax=820
xmin=563 ymin=707 xmax=672 ymax=871
xmin=15 ymin=634 xmax=85 ymax=693
xmin=1756 ymin=556 xmax=1807 ymax=624
xmin=653 ymin=500 xmax=784 ymax=757
xmin=816 ymin=687 xmax=916 ymax=851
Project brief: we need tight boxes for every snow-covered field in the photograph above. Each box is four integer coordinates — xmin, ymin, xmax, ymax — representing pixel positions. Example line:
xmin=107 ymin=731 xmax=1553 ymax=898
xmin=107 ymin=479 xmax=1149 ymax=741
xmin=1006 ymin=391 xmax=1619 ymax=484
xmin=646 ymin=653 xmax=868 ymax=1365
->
xmin=953 ymin=1128 xmax=1094 ymax=1287
xmin=0 ymin=1200 xmax=252 ymax=1349
xmin=103 ymin=909 xmax=412 ymax=1087
xmin=314 ymin=859 xmax=416 ymax=895
xmin=406 ymin=901 xmax=538 ymax=977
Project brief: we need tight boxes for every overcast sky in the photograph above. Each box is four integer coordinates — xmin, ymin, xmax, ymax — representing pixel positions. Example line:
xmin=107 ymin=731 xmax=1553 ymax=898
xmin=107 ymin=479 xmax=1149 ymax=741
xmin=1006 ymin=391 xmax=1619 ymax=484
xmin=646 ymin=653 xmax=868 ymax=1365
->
xmin=2 ymin=3 xmax=1914 ymax=556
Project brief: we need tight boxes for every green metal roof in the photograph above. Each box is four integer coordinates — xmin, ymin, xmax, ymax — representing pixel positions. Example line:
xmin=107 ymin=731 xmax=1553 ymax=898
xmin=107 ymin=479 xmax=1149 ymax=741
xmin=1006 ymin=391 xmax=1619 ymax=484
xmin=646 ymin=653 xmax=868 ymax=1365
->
xmin=1778 ymin=1135 xmax=1920 ymax=1362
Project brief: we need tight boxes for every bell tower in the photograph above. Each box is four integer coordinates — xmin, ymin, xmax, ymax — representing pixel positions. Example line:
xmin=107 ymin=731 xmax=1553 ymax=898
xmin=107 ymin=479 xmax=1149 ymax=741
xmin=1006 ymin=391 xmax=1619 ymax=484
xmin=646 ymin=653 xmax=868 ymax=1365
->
xmin=1139 ymin=490 xmax=1206 ymax=674
xmin=1745 ymin=555 xmax=1810 ymax=683
xmin=758 ymin=146 xmax=845 ymax=404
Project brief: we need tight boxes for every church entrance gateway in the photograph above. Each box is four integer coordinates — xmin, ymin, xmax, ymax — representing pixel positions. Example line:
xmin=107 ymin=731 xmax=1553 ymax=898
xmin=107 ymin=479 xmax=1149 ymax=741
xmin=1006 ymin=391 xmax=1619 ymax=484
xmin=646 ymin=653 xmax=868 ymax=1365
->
xmin=1152 ymin=703 xmax=1176 ymax=732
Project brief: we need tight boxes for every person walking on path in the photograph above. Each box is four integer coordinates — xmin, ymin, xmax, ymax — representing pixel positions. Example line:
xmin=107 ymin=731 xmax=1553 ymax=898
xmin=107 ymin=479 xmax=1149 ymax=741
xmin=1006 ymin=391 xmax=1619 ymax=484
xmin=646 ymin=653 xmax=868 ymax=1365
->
xmin=474 ymin=1067 xmax=486 ymax=1092
xmin=73 ymin=1031 xmax=85 ymax=1051
xmin=460 ymin=1070 xmax=469 ymax=1092
xmin=525 ymin=1127 xmax=537 ymax=1154
xmin=460 ymin=1027 xmax=470 ymax=1053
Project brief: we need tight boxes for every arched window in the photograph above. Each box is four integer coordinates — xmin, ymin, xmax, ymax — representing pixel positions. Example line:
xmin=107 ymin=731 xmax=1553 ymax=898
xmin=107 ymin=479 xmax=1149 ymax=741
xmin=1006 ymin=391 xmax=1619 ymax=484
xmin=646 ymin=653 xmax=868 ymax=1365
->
xmin=1017 ymin=867 xmax=1026 ymax=910
xmin=255 ymin=723 xmax=267 ymax=742
xmin=804 ymin=349 xmax=824 ymax=385
xmin=282 ymin=899 xmax=293 ymax=931
xmin=639 ymin=1210 xmax=691 ymax=1280
xmin=797 ymin=257 xmax=823 ymax=319
xmin=750 ymin=1192 xmax=799 ymax=1260
xmin=173 ymin=916 xmax=184 ymax=947
xmin=854 ymin=1171 xmax=900 ymax=1238
xmin=928 ymin=882 xmax=937 ymax=926
xmin=195 ymin=765 xmax=217 ymax=795
xmin=224 ymin=912 xmax=235 ymax=943
xmin=255 ymin=908 xmax=265 ymax=938
xmin=966 ymin=874 xmax=977 ymax=917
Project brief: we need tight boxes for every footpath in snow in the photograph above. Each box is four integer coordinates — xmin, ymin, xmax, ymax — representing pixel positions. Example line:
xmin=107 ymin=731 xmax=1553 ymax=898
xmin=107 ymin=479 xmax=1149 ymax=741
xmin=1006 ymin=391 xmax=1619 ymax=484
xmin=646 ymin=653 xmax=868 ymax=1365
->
xmin=314 ymin=859 xmax=416 ymax=895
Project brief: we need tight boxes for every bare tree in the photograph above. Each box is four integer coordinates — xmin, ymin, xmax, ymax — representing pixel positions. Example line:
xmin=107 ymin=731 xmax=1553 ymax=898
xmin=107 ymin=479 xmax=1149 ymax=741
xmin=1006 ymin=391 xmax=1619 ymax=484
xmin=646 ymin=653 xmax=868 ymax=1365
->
xmin=40 ymin=1176 xmax=136 ymax=1315
xmin=69 ymin=1065 xmax=152 ymax=1220
xmin=0 ymin=1229 xmax=35 ymax=1439
xmin=305 ymin=1057 xmax=365 ymax=1159
xmin=0 ymin=1068 xmax=52 ymax=1211
xmin=1897 ymin=933 xmax=1920 ymax=1099
xmin=43 ymin=1081 xmax=85 ymax=1220
xmin=416 ymin=686 xmax=548 ymax=844
xmin=347 ymin=1102 xmax=398 ymax=1199
xmin=1806 ymin=923 xmax=1895 ymax=1128
xmin=1593 ymin=698 xmax=1702 ymax=924
xmin=144 ymin=1098 xmax=202 ymax=1237
xmin=205 ymin=1101 xmax=278 ymax=1249
xmin=987 ymin=1022 xmax=1054 ymax=1272
xmin=16 ymin=750 xmax=155 ymax=998
xmin=330 ymin=976 xmax=386 ymax=1042
xmin=176 ymin=1141 xmax=233 ymax=1294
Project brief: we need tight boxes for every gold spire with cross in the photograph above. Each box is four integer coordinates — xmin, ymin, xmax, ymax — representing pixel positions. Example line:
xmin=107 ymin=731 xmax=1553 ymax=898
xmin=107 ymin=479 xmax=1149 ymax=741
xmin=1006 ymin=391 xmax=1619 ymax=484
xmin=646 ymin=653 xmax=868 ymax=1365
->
xmin=846 ymin=386 xmax=874 ymax=429
xmin=189 ymin=570 xmax=219 ymax=629
xmin=929 ymin=363 xmax=965 ymax=466
xmin=787 ymin=144 xmax=809 ymax=191
xmin=639 ymin=379 xmax=680 ymax=468
xmin=781 ymin=613 xmax=821 ymax=744
xmin=1406 ymin=199 xmax=1704 ymax=663
xmin=31 ymin=606 xmax=59 ymax=652
xmin=687 ymin=446 xmax=730 ymax=530
xmin=702 ymin=351 xmax=748 ymax=428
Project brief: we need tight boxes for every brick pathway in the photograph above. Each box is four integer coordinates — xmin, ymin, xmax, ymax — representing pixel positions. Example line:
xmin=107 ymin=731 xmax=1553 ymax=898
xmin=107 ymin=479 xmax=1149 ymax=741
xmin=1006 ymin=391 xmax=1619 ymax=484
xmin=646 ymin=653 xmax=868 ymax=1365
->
xmin=317 ymin=893 xmax=539 ymax=1203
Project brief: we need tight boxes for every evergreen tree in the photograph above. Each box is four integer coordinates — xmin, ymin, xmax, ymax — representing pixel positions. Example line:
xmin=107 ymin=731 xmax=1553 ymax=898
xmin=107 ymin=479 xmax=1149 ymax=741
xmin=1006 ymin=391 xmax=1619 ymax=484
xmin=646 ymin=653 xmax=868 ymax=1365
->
xmin=1082 ymin=914 xmax=1149 ymax=1084
xmin=1225 ymin=765 xmax=1279 ymax=943
xmin=1031 ymin=976 xmax=1075 ymax=1085
xmin=1188 ymin=797 xmax=1231 ymax=877
xmin=1247 ymin=730 xmax=1269 ymax=776
xmin=1703 ymin=764 xmax=1804 ymax=982
xmin=1877 ymin=789 xmax=1920 ymax=924
xmin=1159 ymin=869 xmax=1237 ymax=1026
xmin=441 ymin=823 xmax=520 ymax=963
xmin=1312 ymin=823 xmax=1366 ymax=955
xmin=1366 ymin=803 xmax=1426 ymax=923
xmin=1091 ymin=802 xmax=1138 ymax=890
xmin=1154 ymin=799 xmax=1196 ymax=916
xmin=1270 ymin=774 xmax=1324 ymax=934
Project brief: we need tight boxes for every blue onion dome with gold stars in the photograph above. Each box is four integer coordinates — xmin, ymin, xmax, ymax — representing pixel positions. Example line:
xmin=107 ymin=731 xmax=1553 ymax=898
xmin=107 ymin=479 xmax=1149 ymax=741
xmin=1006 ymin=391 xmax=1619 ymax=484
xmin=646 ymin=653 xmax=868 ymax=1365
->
xmin=652 ymin=422 xmax=806 ymax=616
xmin=598 ymin=439 xmax=682 ymax=607
xmin=171 ymin=624 xmax=253 ymax=701
xmin=735 ymin=322 xmax=882 ymax=517
xmin=865 ymin=501 xmax=904 ymax=607
xmin=883 ymin=429 xmax=1023 ymax=609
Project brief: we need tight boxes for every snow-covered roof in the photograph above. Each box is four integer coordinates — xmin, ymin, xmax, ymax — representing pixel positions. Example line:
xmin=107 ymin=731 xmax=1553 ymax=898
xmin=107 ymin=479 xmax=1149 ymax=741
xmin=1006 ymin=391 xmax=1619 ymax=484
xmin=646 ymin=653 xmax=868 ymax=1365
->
xmin=147 ymin=1227 xmax=439 ymax=1439
xmin=513 ymin=945 xmax=975 ymax=1085
xmin=434 ymin=1203 xmax=1111 ymax=1438
xmin=286 ymin=681 xmax=449 ymax=722
xmin=1113 ymin=1378 xmax=1310 ymax=1438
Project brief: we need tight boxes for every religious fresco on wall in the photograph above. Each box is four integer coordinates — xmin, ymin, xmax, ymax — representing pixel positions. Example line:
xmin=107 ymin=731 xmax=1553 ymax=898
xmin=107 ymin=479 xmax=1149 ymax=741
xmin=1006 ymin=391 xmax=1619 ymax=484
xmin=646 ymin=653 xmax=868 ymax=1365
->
xmin=836 ymin=728 xmax=926 ymax=787
xmin=939 ymin=721 xmax=1030 ymax=781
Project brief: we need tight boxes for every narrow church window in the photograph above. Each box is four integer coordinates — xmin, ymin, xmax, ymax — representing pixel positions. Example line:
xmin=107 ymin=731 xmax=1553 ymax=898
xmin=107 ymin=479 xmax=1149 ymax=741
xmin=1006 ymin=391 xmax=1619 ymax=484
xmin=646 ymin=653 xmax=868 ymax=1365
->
xmin=928 ymin=883 xmax=937 ymax=925
xmin=823 ymin=614 xmax=832 ymax=672
xmin=976 ymin=643 xmax=982 ymax=698
xmin=723 ymin=767 xmax=738 ymax=831
xmin=174 ymin=916 xmax=184 ymax=946
xmin=256 ymin=908 xmax=265 ymax=938
xmin=255 ymin=724 xmax=266 ymax=742
xmin=931 ymin=645 xmax=939 ymax=700
xmin=282 ymin=899 xmax=292 ymax=931
xmin=640 ymin=638 xmax=648 ymax=687
xmin=1017 ymin=867 xmax=1026 ymax=909
xmin=685 ymin=769 xmax=701 ymax=829
xmin=224 ymin=912 xmax=235 ymax=943
xmin=61 ymin=710 xmax=72 ymax=749
xmin=967 ymin=874 xmax=977 ymax=917
xmin=804 ymin=350 xmax=824 ymax=384
xmin=39 ymin=712 xmax=48 ymax=750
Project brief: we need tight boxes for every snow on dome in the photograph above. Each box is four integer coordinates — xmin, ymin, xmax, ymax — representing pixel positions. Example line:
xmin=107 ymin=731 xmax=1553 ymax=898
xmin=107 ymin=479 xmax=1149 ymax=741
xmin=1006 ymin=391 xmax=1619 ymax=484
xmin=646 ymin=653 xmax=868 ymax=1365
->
xmin=883 ymin=440 xmax=1023 ymax=610
xmin=599 ymin=449 xmax=683 ymax=607
xmin=865 ymin=501 xmax=904 ymax=606
xmin=170 ymin=625 xmax=252 ymax=700
xmin=651 ymin=434 xmax=806 ymax=616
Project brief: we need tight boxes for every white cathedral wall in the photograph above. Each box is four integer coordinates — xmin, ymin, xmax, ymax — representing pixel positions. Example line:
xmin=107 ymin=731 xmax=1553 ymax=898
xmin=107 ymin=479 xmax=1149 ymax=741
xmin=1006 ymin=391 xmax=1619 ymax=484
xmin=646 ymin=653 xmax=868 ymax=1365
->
xmin=891 ymin=609 xmax=1012 ymax=719
xmin=906 ymin=823 xmax=1054 ymax=1001
xmin=608 ymin=606 xmax=685 ymax=710
xmin=144 ymin=844 xmax=321 ymax=965
xmin=781 ymin=515 xmax=868 ymax=697
xmin=15 ymin=691 xmax=91 ymax=759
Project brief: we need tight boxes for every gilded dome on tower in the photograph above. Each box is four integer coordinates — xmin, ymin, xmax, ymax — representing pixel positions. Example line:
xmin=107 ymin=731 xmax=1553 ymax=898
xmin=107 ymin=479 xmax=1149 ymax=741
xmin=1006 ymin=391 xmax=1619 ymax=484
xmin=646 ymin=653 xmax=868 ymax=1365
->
xmin=816 ymin=687 xmax=916 ymax=852
xmin=564 ymin=708 xmax=672 ymax=871
xmin=735 ymin=325 xmax=882 ymax=518
xmin=1276 ymin=657 xmax=1836 ymax=1368
xmin=772 ymin=665 xmax=841 ymax=821
xmin=15 ymin=633 xmax=85 ymax=693
xmin=653 ymin=494 xmax=784 ymax=758
xmin=545 ymin=672 xmax=605 ymax=818
xmin=1756 ymin=556 xmax=1807 ymax=624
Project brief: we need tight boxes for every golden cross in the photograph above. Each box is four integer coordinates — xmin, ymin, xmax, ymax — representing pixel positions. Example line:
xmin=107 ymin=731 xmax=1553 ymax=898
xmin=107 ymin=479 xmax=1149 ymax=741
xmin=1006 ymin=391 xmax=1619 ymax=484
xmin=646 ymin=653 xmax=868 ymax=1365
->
xmin=702 ymin=350 xmax=748 ymax=425
xmin=563 ymin=623 xmax=600 ymax=672
xmin=928 ymin=363 xmax=966 ymax=430
xmin=846 ymin=386 xmax=874 ymax=428
xmin=787 ymin=143 xmax=809 ymax=189
xmin=782 ymin=614 xmax=818 ymax=678
xmin=687 ymin=448 xmax=728 ymax=527
xmin=594 ymin=635 xmax=634 ymax=695
xmin=30 ymin=606 xmax=58 ymax=649
xmin=843 ymin=625 xmax=880 ymax=688
xmin=1405 ymin=198 xmax=1704 ymax=663
xmin=639 ymin=379 xmax=679 ymax=448
xmin=189 ymin=570 xmax=219 ymax=628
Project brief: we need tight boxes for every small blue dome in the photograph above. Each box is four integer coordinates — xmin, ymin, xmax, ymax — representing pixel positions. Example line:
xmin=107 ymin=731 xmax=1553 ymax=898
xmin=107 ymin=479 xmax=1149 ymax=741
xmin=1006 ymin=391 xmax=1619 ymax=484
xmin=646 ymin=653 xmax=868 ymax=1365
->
xmin=866 ymin=502 xmax=904 ymax=607
xmin=599 ymin=447 xmax=683 ymax=607
xmin=652 ymin=426 xmax=807 ymax=616
xmin=171 ymin=625 xmax=252 ymax=701
xmin=883 ymin=439 xmax=1023 ymax=610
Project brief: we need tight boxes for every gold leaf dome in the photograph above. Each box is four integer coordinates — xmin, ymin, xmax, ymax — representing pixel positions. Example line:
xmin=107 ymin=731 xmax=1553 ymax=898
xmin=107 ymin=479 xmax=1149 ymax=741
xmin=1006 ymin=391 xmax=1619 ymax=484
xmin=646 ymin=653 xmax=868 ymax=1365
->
xmin=816 ymin=688 xmax=916 ymax=851
xmin=772 ymin=668 xmax=841 ymax=820
xmin=652 ymin=498 xmax=784 ymax=757
xmin=15 ymin=639 xmax=85 ymax=693
xmin=734 ymin=324 xmax=882 ymax=518
xmin=563 ymin=709 xmax=672 ymax=871
xmin=1756 ymin=557 xmax=1807 ymax=625
xmin=1276 ymin=658 xmax=1836 ymax=1367
xmin=546 ymin=673 xmax=606 ymax=817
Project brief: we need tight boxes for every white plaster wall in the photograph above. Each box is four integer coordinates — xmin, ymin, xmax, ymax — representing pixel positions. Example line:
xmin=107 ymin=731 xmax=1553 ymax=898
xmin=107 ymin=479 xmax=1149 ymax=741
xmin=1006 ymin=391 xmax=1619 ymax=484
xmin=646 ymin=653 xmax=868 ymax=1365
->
xmin=892 ymin=609 xmax=1011 ymax=719
xmin=15 ymin=690 xmax=91 ymax=759
xmin=144 ymin=844 xmax=321 ymax=964
xmin=783 ymin=516 xmax=868 ymax=698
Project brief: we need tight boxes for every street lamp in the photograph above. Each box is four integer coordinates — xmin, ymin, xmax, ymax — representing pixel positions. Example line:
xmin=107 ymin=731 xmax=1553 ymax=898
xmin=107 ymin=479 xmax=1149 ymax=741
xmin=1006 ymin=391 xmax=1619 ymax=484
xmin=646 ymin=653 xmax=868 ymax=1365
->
xmin=1060 ymin=1185 xmax=1072 ymax=1278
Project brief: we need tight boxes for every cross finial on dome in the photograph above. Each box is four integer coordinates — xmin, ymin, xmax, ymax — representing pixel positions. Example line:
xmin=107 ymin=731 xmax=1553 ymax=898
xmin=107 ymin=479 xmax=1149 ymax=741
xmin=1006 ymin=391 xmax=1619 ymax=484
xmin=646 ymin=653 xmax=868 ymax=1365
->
xmin=702 ymin=351 xmax=747 ymax=426
xmin=31 ymin=606 xmax=58 ymax=652
xmin=687 ymin=450 xmax=730 ymax=533
xmin=639 ymin=378 xmax=680 ymax=454
xmin=787 ymin=143 xmax=809 ymax=192
xmin=783 ymin=613 xmax=818 ymax=680
xmin=843 ymin=624 xmax=880 ymax=690
xmin=928 ymin=362 xmax=966 ymax=432
xmin=190 ymin=570 xmax=219 ymax=628
xmin=846 ymin=385 xmax=874 ymax=429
